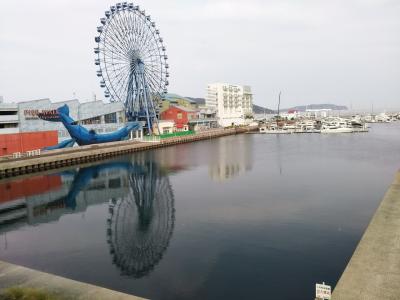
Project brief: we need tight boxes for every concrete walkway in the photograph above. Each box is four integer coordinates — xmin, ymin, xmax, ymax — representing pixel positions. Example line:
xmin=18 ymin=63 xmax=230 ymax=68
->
xmin=332 ymin=171 xmax=400 ymax=300
xmin=0 ymin=260 xmax=145 ymax=300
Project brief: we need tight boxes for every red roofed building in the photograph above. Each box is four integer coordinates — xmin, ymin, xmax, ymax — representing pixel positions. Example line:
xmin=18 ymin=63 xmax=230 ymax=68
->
xmin=160 ymin=105 xmax=197 ymax=130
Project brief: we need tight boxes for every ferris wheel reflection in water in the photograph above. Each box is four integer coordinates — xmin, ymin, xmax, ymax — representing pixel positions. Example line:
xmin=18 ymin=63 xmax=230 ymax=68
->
xmin=57 ymin=156 xmax=175 ymax=278
xmin=106 ymin=159 xmax=175 ymax=278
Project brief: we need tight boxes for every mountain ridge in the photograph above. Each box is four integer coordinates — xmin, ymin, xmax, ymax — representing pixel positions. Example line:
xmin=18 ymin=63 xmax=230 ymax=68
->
xmin=184 ymin=97 xmax=347 ymax=113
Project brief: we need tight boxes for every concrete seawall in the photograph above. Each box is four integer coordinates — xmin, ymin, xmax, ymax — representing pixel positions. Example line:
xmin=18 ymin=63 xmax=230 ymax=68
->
xmin=332 ymin=171 xmax=400 ymax=299
xmin=0 ymin=260 xmax=145 ymax=299
xmin=0 ymin=127 xmax=255 ymax=179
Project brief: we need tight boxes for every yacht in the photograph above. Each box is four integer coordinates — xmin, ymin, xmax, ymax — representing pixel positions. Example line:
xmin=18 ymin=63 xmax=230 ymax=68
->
xmin=320 ymin=117 xmax=353 ymax=133
xmin=320 ymin=126 xmax=353 ymax=133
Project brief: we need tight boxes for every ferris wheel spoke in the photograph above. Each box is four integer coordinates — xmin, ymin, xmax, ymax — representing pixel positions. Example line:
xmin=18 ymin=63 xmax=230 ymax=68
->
xmin=101 ymin=34 xmax=129 ymax=60
xmin=105 ymin=64 xmax=130 ymax=99
xmin=144 ymin=70 xmax=162 ymax=92
xmin=137 ymin=25 xmax=156 ymax=55
xmin=105 ymin=16 xmax=131 ymax=55
xmin=102 ymin=51 xmax=129 ymax=66
xmin=106 ymin=66 xmax=129 ymax=85
xmin=122 ymin=10 xmax=136 ymax=50
xmin=105 ymin=30 xmax=130 ymax=57
xmin=145 ymin=64 xmax=163 ymax=77
xmin=103 ymin=19 xmax=130 ymax=55
xmin=113 ymin=12 xmax=133 ymax=52
xmin=142 ymin=50 xmax=162 ymax=62
xmin=139 ymin=42 xmax=159 ymax=61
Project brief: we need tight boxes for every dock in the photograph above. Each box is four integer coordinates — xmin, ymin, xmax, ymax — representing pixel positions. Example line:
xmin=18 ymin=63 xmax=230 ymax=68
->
xmin=332 ymin=171 xmax=400 ymax=299
xmin=0 ymin=127 xmax=255 ymax=179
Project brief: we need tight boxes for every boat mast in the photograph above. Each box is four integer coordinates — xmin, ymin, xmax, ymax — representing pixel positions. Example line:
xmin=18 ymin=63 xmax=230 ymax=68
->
xmin=277 ymin=91 xmax=281 ymax=117
xmin=276 ymin=91 xmax=282 ymax=127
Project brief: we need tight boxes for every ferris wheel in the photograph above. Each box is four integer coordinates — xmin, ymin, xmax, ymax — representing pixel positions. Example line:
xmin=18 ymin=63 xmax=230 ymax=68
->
xmin=94 ymin=2 xmax=169 ymax=133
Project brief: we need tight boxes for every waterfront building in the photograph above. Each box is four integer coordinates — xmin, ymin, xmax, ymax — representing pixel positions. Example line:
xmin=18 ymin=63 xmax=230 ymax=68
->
xmin=206 ymin=83 xmax=253 ymax=127
xmin=305 ymin=109 xmax=332 ymax=118
xmin=189 ymin=108 xmax=218 ymax=131
xmin=0 ymin=98 xmax=126 ymax=142
xmin=0 ymin=102 xmax=19 ymax=135
xmin=154 ymin=120 xmax=176 ymax=135
xmin=280 ymin=109 xmax=300 ymax=120
xmin=0 ymin=131 xmax=58 ymax=156
xmin=160 ymin=105 xmax=197 ymax=131
xmin=160 ymin=93 xmax=197 ymax=113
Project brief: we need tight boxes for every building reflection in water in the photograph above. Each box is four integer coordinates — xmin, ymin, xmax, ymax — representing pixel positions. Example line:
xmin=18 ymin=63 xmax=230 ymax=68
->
xmin=208 ymin=136 xmax=253 ymax=181
xmin=0 ymin=154 xmax=175 ymax=278
xmin=153 ymin=135 xmax=253 ymax=182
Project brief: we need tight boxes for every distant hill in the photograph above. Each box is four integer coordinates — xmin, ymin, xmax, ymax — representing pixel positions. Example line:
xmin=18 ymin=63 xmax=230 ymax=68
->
xmin=282 ymin=104 xmax=348 ymax=112
xmin=253 ymin=104 xmax=274 ymax=114
xmin=186 ymin=97 xmax=273 ymax=114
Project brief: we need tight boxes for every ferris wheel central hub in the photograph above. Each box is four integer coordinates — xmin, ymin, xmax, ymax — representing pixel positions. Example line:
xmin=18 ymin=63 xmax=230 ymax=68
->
xmin=94 ymin=2 xmax=169 ymax=134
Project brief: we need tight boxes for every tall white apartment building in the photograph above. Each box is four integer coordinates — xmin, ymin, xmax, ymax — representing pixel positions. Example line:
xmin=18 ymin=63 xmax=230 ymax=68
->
xmin=206 ymin=83 xmax=253 ymax=127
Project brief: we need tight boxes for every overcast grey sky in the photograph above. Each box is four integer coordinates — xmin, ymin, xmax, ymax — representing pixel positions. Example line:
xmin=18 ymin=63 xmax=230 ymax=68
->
xmin=0 ymin=0 xmax=399 ymax=110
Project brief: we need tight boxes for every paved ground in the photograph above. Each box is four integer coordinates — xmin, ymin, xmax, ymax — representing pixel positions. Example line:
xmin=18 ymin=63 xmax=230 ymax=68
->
xmin=332 ymin=171 xmax=400 ymax=300
xmin=0 ymin=260 xmax=145 ymax=300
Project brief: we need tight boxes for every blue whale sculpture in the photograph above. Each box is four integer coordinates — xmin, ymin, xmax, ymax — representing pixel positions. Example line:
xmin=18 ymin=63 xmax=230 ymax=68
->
xmin=40 ymin=104 xmax=142 ymax=147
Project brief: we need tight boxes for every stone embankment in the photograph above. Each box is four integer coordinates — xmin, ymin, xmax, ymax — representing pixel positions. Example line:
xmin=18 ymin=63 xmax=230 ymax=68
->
xmin=0 ymin=260 xmax=145 ymax=300
xmin=0 ymin=127 xmax=256 ymax=179
xmin=332 ymin=171 xmax=400 ymax=300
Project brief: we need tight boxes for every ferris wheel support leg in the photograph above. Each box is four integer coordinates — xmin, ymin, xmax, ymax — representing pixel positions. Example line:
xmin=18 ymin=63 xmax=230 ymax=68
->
xmin=148 ymin=92 xmax=161 ymax=135
xmin=141 ymin=75 xmax=152 ymax=135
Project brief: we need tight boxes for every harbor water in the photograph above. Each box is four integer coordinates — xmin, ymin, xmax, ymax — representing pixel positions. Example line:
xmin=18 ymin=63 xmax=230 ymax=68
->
xmin=0 ymin=123 xmax=399 ymax=300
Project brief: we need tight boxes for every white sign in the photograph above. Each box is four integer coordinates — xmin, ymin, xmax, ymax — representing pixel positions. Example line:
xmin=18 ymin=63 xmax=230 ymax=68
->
xmin=316 ymin=282 xmax=331 ymax=300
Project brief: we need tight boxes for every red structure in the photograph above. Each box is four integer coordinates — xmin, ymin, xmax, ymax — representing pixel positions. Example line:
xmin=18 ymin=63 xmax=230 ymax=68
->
xmin=0 ymin=131 xmax=58 ymax=156
xmin=160 ymin=105 xmax=197 ymax=129
xmin=0 ymin=175 xmax=62 ymax=204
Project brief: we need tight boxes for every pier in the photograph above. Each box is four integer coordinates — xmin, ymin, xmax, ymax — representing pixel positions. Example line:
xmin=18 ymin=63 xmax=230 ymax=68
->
xmin=332 ymin=171 xmax=400 ymax=299
xmin=0 ymin=127 xmax=255 ymax=179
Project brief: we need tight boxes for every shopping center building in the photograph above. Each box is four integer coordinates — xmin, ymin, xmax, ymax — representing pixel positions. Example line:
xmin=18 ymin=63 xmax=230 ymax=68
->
xmin=0 ymin=98 xmax=126 ymax=141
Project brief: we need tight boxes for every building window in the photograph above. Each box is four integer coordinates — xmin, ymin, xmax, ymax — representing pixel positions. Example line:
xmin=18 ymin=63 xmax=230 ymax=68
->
xmin=81 ymin=116 xmax=101 ymax=124
xmin=177 ymin=112 xmax=182 ymax=119
xmin=0 ymin=123 xmax=18 ymax=128
xmin=104 ymin=112 xmax=117 ymax=123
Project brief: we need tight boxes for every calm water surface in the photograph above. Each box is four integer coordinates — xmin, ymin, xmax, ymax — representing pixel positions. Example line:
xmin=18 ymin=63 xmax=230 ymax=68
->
xmin=0 ymin=123 xmax=399 ymax=300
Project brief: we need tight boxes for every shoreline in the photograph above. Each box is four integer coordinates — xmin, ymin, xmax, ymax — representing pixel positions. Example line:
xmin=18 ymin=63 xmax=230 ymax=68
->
xmin=0 ymin=127 xmax=257 ymax=179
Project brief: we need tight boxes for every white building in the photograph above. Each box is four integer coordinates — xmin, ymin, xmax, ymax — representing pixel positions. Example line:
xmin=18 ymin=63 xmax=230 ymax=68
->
xmin=305 ymin=109 xmax=332 ymax=118
xmin=206 ymin=83 xmax=253 ymax=127
xmin=0 ymin=102 xmax=19 ymax=134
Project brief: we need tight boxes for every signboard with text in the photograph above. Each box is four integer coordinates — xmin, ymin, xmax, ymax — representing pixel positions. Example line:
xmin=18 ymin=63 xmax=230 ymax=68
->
xmin=315 ymin=282 xmax=331 ymax=300
xmin=24 ymin=109 xmax=58 ymax=120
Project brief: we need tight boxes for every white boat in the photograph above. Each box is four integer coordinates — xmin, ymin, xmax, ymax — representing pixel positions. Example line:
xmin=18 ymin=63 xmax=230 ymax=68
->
xmin=320 ymin=117 xmax=353 ymax=133
xmin=320 ymin=126 xmax=353 ymax=133
xmin=259 ymin=126 xmax=293 ymax=134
